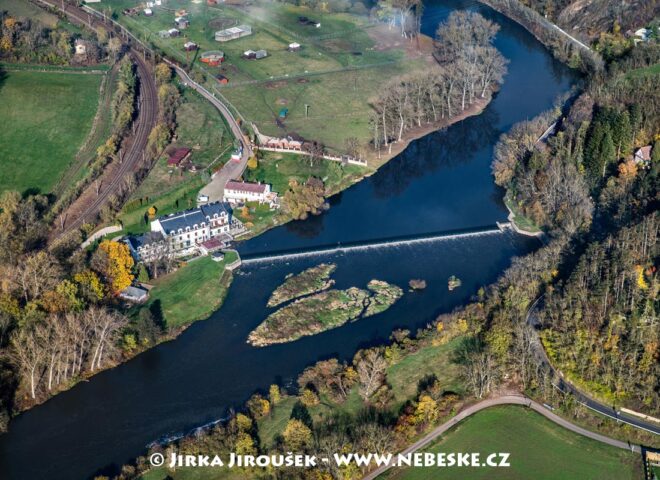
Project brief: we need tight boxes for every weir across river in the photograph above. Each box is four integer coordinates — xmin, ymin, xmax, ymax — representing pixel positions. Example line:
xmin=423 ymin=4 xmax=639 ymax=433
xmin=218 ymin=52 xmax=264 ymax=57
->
xmin=241 ymin=224 xmax=513 ymax=265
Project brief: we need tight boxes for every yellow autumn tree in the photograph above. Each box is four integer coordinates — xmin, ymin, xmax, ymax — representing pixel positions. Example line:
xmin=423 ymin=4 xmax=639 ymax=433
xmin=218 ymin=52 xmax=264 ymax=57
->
xmin=414 ymin=395 xmax=439 ymax=425
xmin=73 ymin=269 xmax=105 ymax=301
xmin=300 ymin=388 xmax=319 ymax=407
xmin=635 ymin=265 xmax=648 ymax=289
xmin=269 ymin=384 xmax=281 ymax=405
xmin=98 ymin=240 xmax=134 ymax=294
xmin=247 ymin=156 xmax=258 ymax=170
xmin=618 ymin=159 xmax=637 ymax=180
xmin=282 ymin=419 xmax=312 ymax=450
xmin=235 ymin=432 xmax=256 ymax=455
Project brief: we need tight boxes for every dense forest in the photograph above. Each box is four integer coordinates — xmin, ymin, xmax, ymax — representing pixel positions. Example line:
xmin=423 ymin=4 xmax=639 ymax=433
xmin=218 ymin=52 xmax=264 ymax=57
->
xmin=491 ymin=42 xmax=659 ymax=412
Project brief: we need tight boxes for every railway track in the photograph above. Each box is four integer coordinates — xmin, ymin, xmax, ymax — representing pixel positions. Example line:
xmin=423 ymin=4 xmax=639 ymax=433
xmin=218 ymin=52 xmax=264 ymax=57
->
xmin=39 ymin=0 xmax=158 ymax=240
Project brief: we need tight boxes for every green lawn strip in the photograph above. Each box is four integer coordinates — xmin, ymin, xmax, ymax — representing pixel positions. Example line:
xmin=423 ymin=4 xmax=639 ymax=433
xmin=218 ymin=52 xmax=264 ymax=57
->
xmin=141 ymin=466 xmax=242 ymax=480
xmin=504 ymin=195 xmax=541 ymax=233
xmin=144 ymin=254 xmax=236 ymax=329
xmin=383 ymin=405 xmax=641 ymax=480
xmin=173 ymin=87 xmax=234 ymax=168
xmin=245 ymin=151 xmax=368 ymax=195
xmin=257 ymin=396 xmax=298 ymax=448
xmin=53 ymin=65 xmax=118 ymax=196
xmin=0 ymin=62 xmax=110 ymax=72
xmin=119 ymin=176 xmax=206 ymax=235
xmin=625 ymin=62 xmax=660 ymax=79
xmin=0 ymin=69 xmax=102 ymax=194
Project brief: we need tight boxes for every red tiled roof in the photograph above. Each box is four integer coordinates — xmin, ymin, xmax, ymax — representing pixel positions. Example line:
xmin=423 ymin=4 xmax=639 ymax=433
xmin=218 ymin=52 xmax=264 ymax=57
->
xmin=225 ymin=181 xmax=267 ymax=194
xmin=200 ymin=238 xmax=223 ymax=249
xmin=167 ymin=147 xmax=191 ymax=166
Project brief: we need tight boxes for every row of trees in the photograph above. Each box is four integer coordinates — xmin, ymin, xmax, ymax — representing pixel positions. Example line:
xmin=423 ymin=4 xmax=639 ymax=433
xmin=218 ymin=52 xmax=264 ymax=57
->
xmin=147 ymin=63 xmax=180 ymax=155
xmin=369 ymin=11 xmax=508 ymax=150
xmin=10 ymin=307 xmax=127 ymax=399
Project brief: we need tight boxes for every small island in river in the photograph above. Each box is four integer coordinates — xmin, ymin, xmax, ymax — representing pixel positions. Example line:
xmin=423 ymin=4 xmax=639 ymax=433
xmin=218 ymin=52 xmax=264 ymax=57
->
xmin=249 ymin=269 xmax=404 ymax=346
xmin=267 ymin=263 xmax=337 ymax=307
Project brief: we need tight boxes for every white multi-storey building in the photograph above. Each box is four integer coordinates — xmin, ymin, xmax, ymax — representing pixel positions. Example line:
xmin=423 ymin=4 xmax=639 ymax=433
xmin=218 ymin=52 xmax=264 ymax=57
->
xmin=150 ymin=202 xmax=236 ymax=256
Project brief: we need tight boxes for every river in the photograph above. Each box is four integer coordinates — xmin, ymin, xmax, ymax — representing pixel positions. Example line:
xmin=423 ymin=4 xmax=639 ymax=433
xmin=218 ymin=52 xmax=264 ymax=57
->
xmin=0 ymin=1 xmax=578 ymax=478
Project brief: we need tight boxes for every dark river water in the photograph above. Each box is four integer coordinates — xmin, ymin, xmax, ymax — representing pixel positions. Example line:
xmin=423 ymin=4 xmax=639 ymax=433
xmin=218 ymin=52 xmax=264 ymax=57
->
xmin=0 ymin=1 xmax=578 ymax=478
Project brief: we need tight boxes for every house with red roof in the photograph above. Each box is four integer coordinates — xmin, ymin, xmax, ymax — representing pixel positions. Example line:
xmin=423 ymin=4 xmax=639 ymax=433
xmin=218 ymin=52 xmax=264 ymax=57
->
xmin=167 ymin=147 xmax=192 ymax=167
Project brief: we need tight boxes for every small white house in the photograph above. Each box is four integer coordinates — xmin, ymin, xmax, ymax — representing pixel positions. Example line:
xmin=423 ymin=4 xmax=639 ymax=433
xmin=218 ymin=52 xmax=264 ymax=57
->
xmin=119 ymin=286 xmax=149 ymax=303
xmin=223 ymin=181 xmax=279 ymax=208
xmin=74 ymin=39 xmax=86 ymax=55
xmin=143 ymin=8 xmax=153 ymax=16
xmin=288 ymin=42 xmax=301 ymax=51
xmin=634 ymin=28 xmax=650 ymax=42
xmin=634 ymin=146 xmax=652 ymax=166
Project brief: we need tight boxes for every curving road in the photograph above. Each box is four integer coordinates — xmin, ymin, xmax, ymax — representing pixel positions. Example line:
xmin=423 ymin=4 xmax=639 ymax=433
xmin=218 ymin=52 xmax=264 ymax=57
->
xmin=526 ymin=296 xmax=660 ymax=436
xmin=363 ymin=394 xmax=640 ymax=480
xmin=163 ymin=62 xmax=252 ymax=203
xmin=39 ymin=0 xmax=158 ymax=239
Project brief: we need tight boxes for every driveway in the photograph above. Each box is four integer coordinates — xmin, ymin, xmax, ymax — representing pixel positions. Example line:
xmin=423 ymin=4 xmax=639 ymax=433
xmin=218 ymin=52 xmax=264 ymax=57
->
xmin=166 ymin=62 xmax=252 ymax=203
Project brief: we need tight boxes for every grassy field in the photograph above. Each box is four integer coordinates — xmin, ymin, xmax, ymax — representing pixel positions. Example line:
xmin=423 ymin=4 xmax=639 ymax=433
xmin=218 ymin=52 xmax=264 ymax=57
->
xmin=0 ymin=69 xmax=103 ymax=195
xmin=383 ymin=405 xmax=641 ymax=480
xmin=246 ymin=150 xmax=368 ymax=195
xmin=142 ymin=253 xmax=237 ymax=329
xmin=92 ymin=0 xmax=433 ymax=150
xmin=0 ymin=0 xmax=59 ymax=27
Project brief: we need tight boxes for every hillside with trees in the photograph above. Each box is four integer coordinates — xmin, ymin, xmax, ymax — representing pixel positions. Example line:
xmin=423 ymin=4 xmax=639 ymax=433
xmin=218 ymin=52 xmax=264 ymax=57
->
xmin=0 ymin=193 xmax=165 ymax=430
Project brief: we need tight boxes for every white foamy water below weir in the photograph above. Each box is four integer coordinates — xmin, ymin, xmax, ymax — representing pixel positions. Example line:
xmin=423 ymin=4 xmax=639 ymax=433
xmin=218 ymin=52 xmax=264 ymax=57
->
xmin=241 ymin=224 xmax=512 ymax=265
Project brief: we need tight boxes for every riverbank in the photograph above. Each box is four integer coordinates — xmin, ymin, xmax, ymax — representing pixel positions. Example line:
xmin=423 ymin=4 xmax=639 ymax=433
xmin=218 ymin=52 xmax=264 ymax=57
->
xmin=13 ymin=254 xmax=236 ymax=413
xmin=237 ymin=93 xmax=493 ymax=241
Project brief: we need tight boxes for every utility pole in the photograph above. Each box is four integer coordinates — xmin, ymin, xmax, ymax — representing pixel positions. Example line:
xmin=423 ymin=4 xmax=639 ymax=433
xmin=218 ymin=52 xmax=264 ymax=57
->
xmin=305 ymin=104 xmax=309 ymax=117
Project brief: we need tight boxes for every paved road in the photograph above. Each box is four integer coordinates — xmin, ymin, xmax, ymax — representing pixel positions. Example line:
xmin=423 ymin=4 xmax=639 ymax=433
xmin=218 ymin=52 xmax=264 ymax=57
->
xmin=363 ymin=394 xmax=640 ymax=480
xmin=166 ymin=62 xmax=252 ymax=203
xmin=40 ymin=0 xmax=158 ymax=239
xmin=526 ymin=296 xmax=660 ymax=436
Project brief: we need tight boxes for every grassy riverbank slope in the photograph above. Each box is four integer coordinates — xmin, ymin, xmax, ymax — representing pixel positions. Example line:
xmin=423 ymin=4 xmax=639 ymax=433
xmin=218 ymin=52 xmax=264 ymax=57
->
xmin=142 ymin=253 xmax=237 ymax=329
